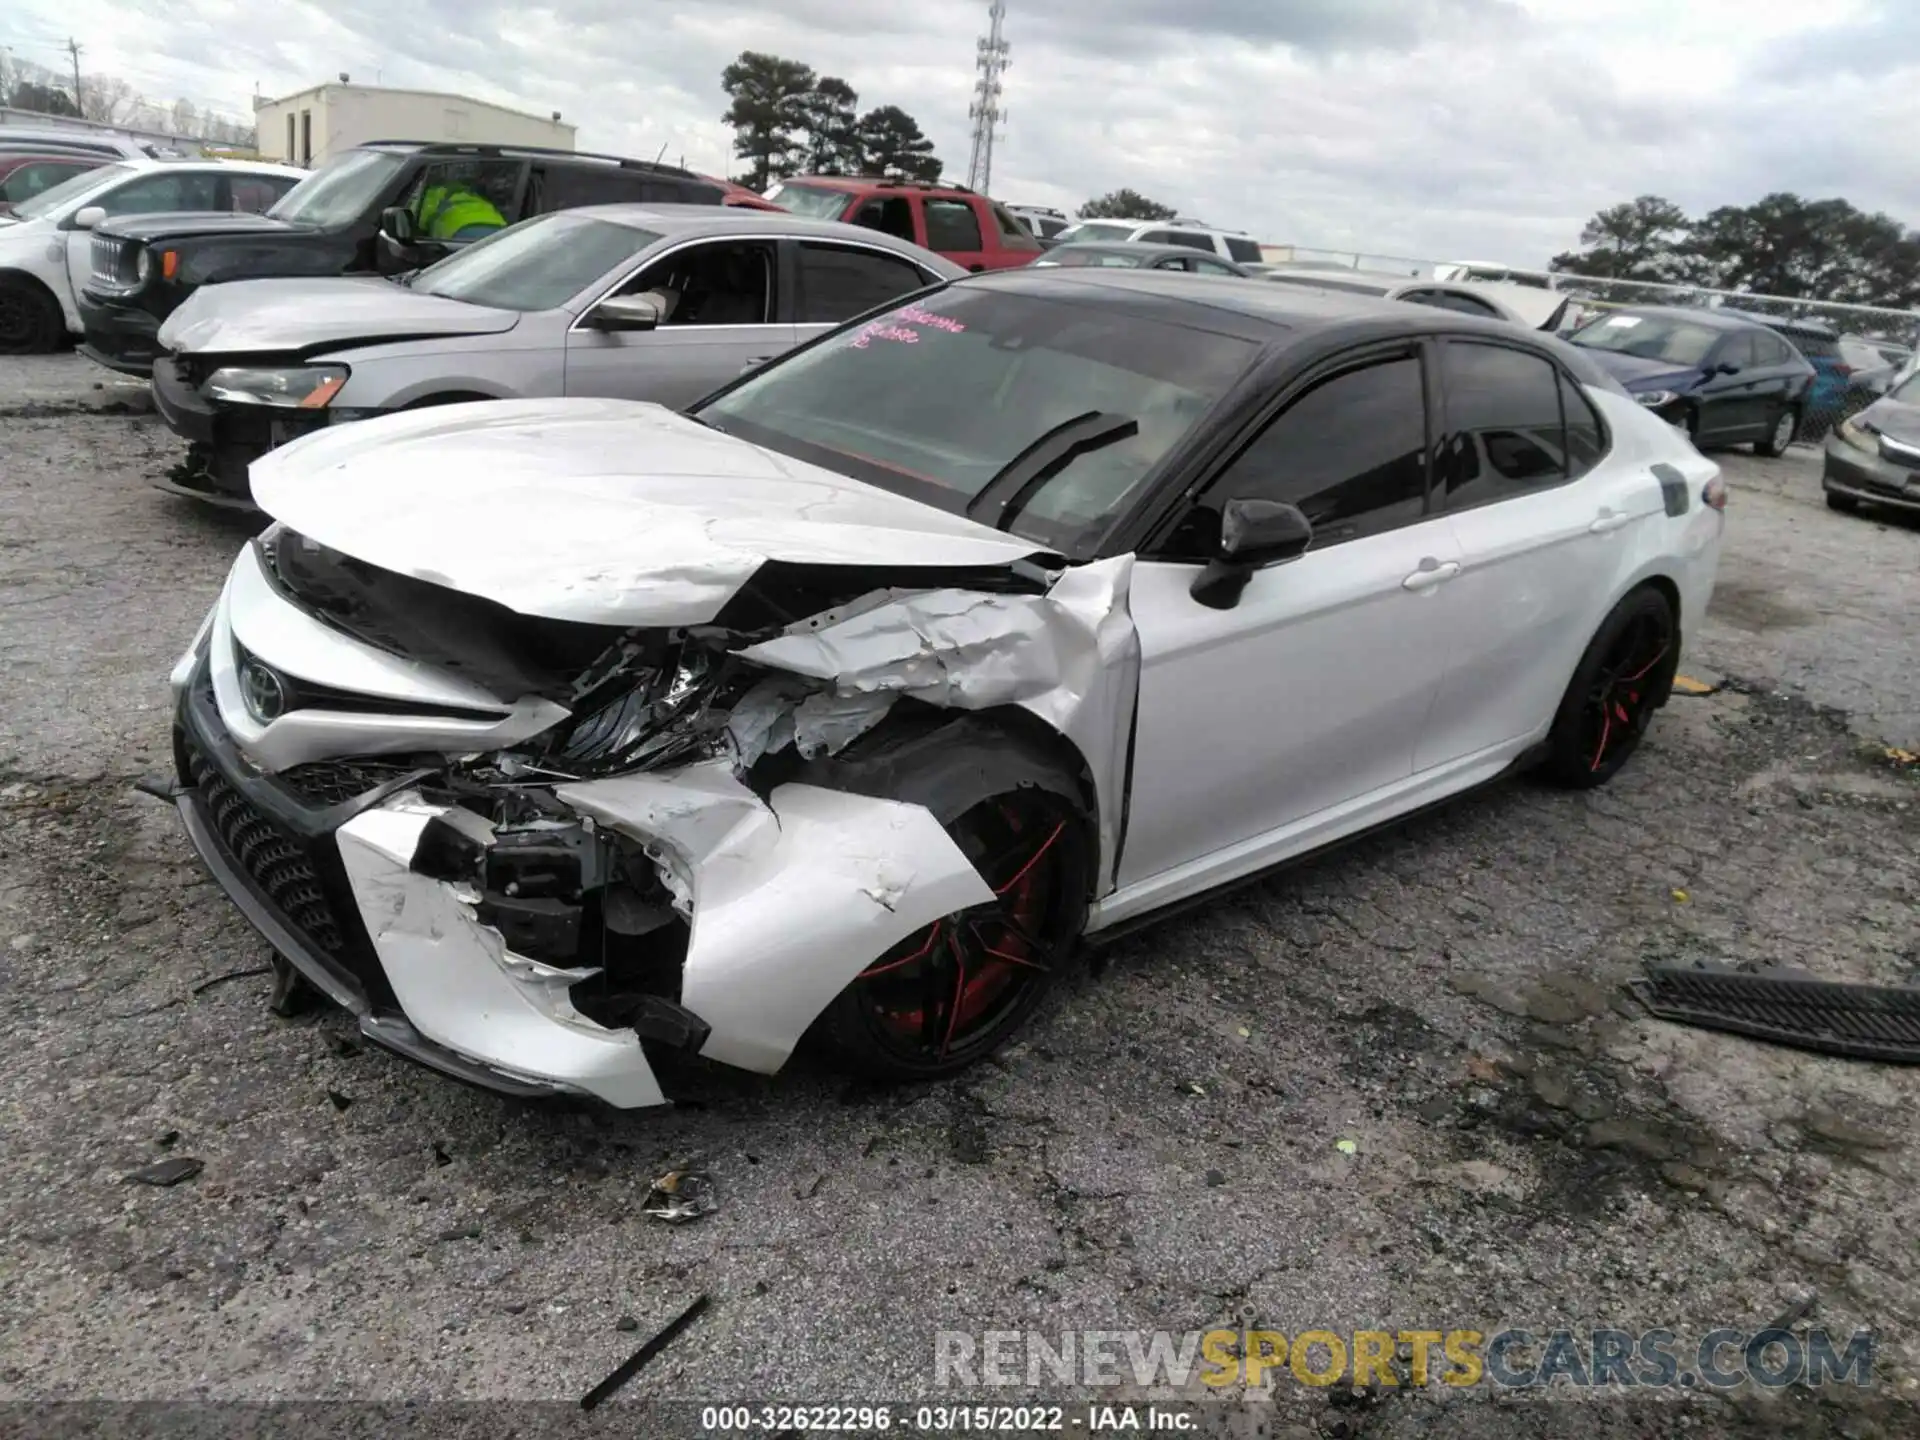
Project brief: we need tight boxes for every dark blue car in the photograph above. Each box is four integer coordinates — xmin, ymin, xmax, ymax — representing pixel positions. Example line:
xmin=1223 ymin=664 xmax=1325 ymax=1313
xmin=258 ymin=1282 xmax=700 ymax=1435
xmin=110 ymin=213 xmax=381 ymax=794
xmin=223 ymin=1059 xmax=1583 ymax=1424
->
xmin=1565 ymin=306 xmax=1816 ymax=456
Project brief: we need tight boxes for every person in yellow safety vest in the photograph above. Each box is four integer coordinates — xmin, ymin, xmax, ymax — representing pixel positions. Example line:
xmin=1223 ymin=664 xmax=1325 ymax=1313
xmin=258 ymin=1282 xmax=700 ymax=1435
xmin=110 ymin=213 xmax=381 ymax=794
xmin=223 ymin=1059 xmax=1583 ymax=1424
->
xmin=417 ymin=181 xmax=506 ymax=241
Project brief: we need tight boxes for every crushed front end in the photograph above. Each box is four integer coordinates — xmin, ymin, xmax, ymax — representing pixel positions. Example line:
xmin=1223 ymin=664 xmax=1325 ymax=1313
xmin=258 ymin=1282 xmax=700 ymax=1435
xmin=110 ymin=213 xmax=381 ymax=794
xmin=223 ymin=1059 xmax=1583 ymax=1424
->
xmin=162 ymin=525 xmax=1129 ymax=1107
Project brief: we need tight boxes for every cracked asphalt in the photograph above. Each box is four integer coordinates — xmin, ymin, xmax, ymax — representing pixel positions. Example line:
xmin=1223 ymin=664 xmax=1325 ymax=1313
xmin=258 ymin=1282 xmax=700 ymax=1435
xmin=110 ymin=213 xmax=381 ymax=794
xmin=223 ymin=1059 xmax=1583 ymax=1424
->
xmin=2 ymin=353 xmax=1917 ymax=1436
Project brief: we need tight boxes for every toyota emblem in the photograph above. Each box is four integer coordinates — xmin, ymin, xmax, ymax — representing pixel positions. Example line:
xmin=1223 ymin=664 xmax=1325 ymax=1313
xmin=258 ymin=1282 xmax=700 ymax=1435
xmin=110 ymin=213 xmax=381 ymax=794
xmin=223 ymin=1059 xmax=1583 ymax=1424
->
xmin=239 ymin=658 xmax=288 ymax=723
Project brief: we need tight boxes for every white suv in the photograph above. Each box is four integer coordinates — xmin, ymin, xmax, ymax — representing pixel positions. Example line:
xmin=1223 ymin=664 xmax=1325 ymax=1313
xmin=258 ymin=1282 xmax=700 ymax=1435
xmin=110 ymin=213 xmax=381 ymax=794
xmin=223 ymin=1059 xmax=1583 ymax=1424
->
xmin=1053 ymin=216 xmax=1263 ymax=265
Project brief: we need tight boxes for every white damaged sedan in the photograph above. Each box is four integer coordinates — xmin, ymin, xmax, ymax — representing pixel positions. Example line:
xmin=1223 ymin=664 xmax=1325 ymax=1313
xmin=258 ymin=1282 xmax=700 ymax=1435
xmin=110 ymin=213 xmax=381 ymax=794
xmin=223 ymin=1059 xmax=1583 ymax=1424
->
xmin=159 ymin=268 xmax=1726 ymax=1107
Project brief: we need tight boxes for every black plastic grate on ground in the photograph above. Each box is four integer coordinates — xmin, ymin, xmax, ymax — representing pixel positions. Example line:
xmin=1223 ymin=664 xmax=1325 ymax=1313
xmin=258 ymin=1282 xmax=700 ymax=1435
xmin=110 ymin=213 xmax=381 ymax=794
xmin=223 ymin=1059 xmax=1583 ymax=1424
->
xmin=186 ymin=744 xmax=348 ymax=956
xmin=1629 ymin=967 xmax=1920 ymax=1063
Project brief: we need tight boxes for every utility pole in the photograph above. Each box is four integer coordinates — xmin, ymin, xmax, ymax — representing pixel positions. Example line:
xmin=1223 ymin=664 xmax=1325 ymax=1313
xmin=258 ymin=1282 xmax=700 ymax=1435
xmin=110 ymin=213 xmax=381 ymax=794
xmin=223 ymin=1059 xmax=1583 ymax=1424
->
xmin=66 ymin=37 xmax=82 ymax=115
xmin=965 ymin=2 xmax=1009 ymax=194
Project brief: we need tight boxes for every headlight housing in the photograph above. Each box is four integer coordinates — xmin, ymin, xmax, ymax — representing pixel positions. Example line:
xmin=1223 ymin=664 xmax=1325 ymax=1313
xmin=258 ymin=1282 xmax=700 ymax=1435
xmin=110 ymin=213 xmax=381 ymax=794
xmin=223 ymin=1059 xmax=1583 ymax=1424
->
xmin=1634 ymin=389 xmax=1678 ymax=408
xmin=134 ymin=247 xmax=152 ymax=284
xmin=204 ymin=364 xmax=348 ymax=409
xmin=1837 ymin=415 xmax=1877 ymax=452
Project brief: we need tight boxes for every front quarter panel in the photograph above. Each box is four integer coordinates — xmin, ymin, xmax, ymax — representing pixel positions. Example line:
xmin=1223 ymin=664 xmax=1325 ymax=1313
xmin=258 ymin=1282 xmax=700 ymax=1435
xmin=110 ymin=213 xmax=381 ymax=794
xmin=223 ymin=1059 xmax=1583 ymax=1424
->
xmin=331 ymin=317 xmax=566 ymax=408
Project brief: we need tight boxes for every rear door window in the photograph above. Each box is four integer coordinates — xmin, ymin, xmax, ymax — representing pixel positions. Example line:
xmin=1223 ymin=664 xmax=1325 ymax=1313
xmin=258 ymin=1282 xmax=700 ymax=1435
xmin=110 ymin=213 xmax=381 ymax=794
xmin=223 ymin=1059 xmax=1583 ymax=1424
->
xmin=795 ymin=241 xmax=935 ymax=323
xmin=1161 ymin=230 xmax=1217 ymax=252
xmin=851 ymin=195 xmax=916 ymax=243
xmin=923 ymin=197 xmax=983 ymax=252
xmin=535 ymin=165 xmax=682 ymax=210
xmin=1439 ymin=340 xmax=1576 ymax=511
xmin=227 ymin=173 xmax=298 ymax=213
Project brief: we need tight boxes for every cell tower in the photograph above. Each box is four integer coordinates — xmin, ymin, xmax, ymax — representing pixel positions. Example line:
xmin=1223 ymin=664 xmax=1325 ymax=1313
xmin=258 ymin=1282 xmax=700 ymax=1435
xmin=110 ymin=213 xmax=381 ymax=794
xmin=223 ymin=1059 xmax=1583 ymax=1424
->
xmin=966 ymin=2 xmax=1010 ymax=193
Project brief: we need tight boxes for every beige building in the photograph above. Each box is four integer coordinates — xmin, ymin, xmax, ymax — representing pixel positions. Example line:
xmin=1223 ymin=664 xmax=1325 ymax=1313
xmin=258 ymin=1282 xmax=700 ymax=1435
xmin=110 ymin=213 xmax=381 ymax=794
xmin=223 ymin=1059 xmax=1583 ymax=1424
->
xmin=254 ymin=82 xmax=577 ymax=166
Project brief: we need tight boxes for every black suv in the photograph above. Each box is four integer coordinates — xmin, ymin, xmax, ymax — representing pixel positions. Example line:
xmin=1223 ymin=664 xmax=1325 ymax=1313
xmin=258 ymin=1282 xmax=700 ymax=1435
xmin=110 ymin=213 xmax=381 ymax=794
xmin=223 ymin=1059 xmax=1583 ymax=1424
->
xmin=76 ymin=140 xmax=726 ymax=375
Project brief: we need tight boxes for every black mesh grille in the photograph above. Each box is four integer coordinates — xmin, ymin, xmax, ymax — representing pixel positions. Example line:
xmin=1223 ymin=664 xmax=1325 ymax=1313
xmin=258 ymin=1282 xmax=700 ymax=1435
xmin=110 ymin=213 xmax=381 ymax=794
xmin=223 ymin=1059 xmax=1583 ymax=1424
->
xmin=275 ymin=758 xmax=422 ymax=808
xmin=186 ymin=743 xmax=347 ymax=956
xmin=1630 ymin=968 xmax=1920 ymax=1063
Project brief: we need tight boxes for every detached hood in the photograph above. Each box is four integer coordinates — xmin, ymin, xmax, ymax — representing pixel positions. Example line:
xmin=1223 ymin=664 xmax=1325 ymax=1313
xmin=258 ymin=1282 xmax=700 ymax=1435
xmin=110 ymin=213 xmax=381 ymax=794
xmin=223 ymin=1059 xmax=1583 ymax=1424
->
xmin=251 ymin=398 xmax=1057 ymax=626
xmin=1575 ymin=348 xmax=1704 ymax=392
xmin=161 ymin=275 xmax=522 ymax=357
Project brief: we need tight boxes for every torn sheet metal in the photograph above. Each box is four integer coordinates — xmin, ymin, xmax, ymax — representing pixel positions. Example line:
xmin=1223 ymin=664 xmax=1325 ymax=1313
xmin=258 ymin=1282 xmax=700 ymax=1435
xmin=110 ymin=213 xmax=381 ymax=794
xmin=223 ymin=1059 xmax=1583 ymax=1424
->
xmin=556 ymin=761 xmax=994 ymax=1074
xmin=210 ymin=542 xmax=568 ymax=772
xmin=334 ymin=797 xmax=667 ymax=1109
xmin=738 ymin=555 xmax=1140 ymax=890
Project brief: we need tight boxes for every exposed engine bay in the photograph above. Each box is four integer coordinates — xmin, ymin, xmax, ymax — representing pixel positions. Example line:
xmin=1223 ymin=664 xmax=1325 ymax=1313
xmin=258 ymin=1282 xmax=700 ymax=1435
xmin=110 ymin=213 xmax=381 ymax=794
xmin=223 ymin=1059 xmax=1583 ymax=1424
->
xmin=168 ymin=520 xmax=1137 ymax=1106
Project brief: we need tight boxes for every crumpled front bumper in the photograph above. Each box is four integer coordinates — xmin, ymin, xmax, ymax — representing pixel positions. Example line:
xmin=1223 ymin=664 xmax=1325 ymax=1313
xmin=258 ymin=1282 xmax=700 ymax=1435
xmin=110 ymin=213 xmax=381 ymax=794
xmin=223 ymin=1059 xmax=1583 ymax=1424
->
xmin=167 ymin=596 xmax=997 ymax=1108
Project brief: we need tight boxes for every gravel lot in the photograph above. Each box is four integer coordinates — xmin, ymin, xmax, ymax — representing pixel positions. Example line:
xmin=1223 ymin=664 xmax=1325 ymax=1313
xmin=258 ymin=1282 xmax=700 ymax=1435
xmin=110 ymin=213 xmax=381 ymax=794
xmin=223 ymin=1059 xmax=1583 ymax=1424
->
xmin=2 ymin=353 xmax=1916 ymax=1435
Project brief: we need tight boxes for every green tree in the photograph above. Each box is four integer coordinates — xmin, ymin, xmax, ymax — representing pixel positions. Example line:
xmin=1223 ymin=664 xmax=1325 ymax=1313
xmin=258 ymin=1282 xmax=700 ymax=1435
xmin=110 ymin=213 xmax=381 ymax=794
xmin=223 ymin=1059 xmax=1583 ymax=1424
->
xmin=1687 ymin=194 xmax=1920 ymax=306
xmin=856 ymin=105 xmax=941 ymax=182
xmin=797 ymin=76 xmax=863 ymax=174
xmin=1079 ymin=188 xmax=1177 ymax=221
xmin=1550 ymin=195 xmax=1694 ymax=280
xmin=721 ymin=51 xmax=817 ymax=191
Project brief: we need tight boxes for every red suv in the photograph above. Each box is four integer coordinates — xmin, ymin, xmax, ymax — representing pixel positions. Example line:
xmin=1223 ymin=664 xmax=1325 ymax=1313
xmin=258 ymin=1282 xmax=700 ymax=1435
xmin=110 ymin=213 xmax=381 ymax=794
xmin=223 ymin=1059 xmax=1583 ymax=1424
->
xmin=761 ymin=176 xmax=1042 ymax=272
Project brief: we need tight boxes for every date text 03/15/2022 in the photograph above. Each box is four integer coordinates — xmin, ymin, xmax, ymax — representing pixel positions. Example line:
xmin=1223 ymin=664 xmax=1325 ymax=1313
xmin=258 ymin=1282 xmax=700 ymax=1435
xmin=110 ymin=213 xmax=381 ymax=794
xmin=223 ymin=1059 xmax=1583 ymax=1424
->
xmin=698 ymin=1404 xmax=1193 ymax=1432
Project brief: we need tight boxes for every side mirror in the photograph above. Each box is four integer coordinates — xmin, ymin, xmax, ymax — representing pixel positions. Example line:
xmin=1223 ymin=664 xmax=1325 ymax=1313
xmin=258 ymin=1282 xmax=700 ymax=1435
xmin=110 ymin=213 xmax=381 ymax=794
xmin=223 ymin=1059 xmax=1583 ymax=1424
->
xmin=1712 ymin=362 xmax=1741 ymax=376
xmin=379 ymin=205 xmax=416 ymax=245
xmin=71 ymin=205 xmax=106 ymax=230
xmin=588 ymin=294 xmax=663 ymax=332
xmin=1190 ymin=498 xmax=1314 ymax=610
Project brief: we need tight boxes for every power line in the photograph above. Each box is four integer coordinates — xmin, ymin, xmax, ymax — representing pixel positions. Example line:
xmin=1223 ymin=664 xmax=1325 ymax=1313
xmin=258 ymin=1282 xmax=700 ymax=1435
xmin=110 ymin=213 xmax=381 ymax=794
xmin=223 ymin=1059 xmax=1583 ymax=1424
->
xmin=965 ymin=1 xmax=1009 ymax=194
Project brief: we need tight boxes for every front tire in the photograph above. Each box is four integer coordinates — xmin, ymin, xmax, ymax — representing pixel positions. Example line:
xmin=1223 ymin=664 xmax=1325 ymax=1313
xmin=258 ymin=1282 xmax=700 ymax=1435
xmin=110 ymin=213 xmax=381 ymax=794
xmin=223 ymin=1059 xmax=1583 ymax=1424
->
xmin=1541 ymin=587 xmax=1679 ymax=789
xmin=1754 ymin=405 xmax=1797 ymax=458
xmin=0 ymin=276 xmax=63 ymax=355
xmin=802 ymin=718 xmax=1092 ymax=1082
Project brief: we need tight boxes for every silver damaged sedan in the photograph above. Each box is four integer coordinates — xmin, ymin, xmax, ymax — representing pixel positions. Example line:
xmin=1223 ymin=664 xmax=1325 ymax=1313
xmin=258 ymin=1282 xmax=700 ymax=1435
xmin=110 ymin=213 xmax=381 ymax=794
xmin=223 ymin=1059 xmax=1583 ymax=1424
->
xmin=157 ymin=269 xmax=1726 ymax=1108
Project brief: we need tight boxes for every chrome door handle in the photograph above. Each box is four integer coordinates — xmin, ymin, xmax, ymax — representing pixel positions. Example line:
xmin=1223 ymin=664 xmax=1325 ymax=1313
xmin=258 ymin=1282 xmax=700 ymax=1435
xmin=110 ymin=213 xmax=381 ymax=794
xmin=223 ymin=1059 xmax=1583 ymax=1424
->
xmin=1402 ymin=560 xmax=1460 ymax=591
xmin=740 ymin=355 xmax=773 ymax=372
xmin=1589 ymin=511 xmax=1633 ymax=534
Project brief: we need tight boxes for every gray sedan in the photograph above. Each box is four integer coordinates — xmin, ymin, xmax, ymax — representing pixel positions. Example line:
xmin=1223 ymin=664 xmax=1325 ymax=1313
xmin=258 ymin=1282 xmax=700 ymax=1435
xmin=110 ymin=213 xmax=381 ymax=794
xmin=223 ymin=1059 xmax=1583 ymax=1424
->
xmin=148 ymin=205 xmax=965 ymax=506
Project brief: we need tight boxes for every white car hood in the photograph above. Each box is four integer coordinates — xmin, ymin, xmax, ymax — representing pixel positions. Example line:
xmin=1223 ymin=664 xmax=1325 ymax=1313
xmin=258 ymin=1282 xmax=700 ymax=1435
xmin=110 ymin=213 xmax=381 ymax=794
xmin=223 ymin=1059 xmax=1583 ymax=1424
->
xmin=159 ymin=275 xmax=521 ymax=356
xmin=251 ymin=398 xmax=1056 ymax=626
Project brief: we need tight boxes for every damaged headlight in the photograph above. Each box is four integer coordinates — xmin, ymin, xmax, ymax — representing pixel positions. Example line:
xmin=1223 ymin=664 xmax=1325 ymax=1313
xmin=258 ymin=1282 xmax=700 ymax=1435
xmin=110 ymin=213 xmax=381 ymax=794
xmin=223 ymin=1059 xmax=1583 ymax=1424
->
xmin=1634 ymin=390 xmax=1678 ymax=408
xmin=1837 ymin=415 xmax=1878 ymax=452
xmin=546 ymin=641 xmax=735 ymax=777
xmin=205 ymin=364 xmax=348 ymax=409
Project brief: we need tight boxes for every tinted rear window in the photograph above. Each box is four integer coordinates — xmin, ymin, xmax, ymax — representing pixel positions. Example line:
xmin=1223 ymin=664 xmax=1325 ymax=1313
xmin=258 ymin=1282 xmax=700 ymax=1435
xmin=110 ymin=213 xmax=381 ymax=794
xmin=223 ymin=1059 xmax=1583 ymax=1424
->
xmin=1224 ymin=236 xmax=1262 ymax=263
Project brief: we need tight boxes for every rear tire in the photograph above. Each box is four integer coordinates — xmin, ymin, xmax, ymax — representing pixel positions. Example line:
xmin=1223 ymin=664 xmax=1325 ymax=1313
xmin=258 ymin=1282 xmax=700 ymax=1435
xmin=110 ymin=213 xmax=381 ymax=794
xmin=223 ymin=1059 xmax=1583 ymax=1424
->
xmin=0 ymin=276 xmax=63 ymax=355
xmin=801 ymin=717 xmax=1092 ymax=1082
xmin=1541 ymin=587 xmax=1679 ymax=790
xmin=1754 ymin=405 xmax=1797 ymax=458
xmin=1825 ymin=491 xmax=1860 ymax=513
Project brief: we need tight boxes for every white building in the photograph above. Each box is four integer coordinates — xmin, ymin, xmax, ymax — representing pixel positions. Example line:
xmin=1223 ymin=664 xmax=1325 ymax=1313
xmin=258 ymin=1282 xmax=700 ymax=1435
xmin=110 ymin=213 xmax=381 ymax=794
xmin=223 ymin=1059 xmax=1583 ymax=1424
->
xmin=253 ymin=82 xmax=577 ymax=166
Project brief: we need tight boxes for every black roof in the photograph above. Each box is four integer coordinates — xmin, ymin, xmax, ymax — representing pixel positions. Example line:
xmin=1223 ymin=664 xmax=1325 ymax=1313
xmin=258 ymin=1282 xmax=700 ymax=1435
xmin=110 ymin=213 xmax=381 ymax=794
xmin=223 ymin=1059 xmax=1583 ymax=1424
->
xmin=1600 ymin=303 xmax=1789 ymax=334
xmin=356 ymin=140 xmax=704 ymax=180
xmin=1043 ymin=240 xmax=1247 ymax=268
xmin=959 ymin=266 xmax=1627 ymax=392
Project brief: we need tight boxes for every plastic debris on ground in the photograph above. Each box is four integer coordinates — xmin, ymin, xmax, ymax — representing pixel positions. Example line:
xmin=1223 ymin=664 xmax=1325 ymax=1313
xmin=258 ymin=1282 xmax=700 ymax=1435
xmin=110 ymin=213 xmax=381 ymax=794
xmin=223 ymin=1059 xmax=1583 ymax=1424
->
xmin=1335 ymin=1139 xmax=1359 ymax=1156
xmin=643 ymin=1167 xmax=718 ymax=1223
xmin=125 ymin=1157 xmax=204 ymax=1187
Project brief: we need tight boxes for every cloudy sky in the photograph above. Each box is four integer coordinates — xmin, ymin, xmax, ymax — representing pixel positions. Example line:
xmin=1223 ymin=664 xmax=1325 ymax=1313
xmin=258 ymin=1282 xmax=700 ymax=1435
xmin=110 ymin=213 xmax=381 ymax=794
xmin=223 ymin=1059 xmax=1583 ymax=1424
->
xmin=7 ymin=0 xmax=1917 ymax=263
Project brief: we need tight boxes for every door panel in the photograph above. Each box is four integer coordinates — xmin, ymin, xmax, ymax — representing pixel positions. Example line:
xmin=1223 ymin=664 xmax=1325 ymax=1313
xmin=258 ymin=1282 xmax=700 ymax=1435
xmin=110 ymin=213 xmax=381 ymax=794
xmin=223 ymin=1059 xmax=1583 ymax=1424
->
xmin=1420 ymin=349 xmax=1640 ymax=768
xmin=1695 ymin=334 xmax=1756 ymax=439
xmin=1117 ymin=347 xmax=1454 ymax=886
xmin=1120 ymin=521 xmax=1464 ymax=886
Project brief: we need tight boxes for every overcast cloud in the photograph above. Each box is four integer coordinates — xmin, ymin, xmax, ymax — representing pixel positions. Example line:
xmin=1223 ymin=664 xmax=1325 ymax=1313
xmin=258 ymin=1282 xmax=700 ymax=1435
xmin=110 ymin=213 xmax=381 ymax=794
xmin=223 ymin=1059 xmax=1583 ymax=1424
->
xmin=9 ymin=0 xmax=1918 ymax=264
